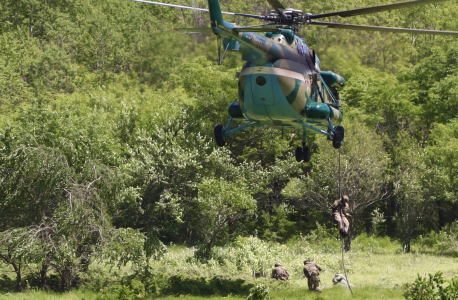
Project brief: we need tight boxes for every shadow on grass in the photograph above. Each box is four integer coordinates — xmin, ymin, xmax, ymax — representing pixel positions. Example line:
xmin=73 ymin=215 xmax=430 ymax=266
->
xmin=0 ymin=273 xmax=70 ymax=294
xmin=0 ymin=274 xmax=15 ymax=293
xmin=162 ymin=275 xmax=254 ymax=296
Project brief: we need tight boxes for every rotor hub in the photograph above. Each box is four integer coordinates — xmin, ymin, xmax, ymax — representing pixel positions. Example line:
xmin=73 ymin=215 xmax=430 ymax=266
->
xmin=267 ymin=8 xmax=308 ymax=26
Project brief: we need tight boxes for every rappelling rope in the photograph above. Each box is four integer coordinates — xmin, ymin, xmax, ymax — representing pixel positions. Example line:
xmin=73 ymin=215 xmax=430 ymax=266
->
xmin=338 ymin=148 xmax=353 ymax=295
xmin=341 ymin=235 xmax=353 ymax=295
xmin=338 ymin=148 xmax=342 ymax=198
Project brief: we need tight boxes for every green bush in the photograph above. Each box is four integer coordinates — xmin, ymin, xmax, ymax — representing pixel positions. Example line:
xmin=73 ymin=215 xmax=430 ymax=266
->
xmin=118 ymin=266 xmax=169 ymax=295
xmin=80 ymin=266 xmax=120 ymax=294
xmin=117 ymin=264 xmax=253 ymax=297
xmin=211 ymin=236 xmax=296 ymax=277
xmin=415 ymin=221 xmax=458 ymax=254
xmin=94 ymin=279 xmax=145 ymax=300
xmin=403 ymin=271 xmax=458 ymax=300
xmin=246 ymin=283 xmax=269 ymax=300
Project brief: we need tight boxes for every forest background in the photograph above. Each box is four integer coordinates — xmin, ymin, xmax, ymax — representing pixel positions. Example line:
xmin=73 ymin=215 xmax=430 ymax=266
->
xmin=1 ymin=0 xmax=458 ymax=298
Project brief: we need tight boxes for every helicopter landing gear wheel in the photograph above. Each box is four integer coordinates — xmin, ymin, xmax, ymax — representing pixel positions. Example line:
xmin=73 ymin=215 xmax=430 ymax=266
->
xmin=295 ymin=147 xmax=302 ymax=162
xmin=332 ymin=126 xmax=344 ymax=149
xmin=303 ymin=146 xmax=311 ymax=162
xmin=295 ymin=146 xmax=311 ymax=162
xmin=214 ymin=124 xmax=226 ymax=147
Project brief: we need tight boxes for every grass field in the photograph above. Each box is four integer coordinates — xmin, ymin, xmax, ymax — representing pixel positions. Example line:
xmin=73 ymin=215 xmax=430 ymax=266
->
xmin=1 ymin=234 xmax=457 ymax=300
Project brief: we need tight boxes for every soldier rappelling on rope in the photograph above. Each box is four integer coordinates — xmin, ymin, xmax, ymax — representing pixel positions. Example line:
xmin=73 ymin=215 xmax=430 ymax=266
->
xmin=333 ymin=152 xmax=354 ymax=295
xmin=332 ymin=195 xmax=352 ymax=237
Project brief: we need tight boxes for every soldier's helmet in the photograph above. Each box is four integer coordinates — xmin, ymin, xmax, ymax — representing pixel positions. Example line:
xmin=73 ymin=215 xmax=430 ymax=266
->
xmin=342 ymin=195 xmax=349 ymax=201
xmin=303 ymin=259 xmax=310 ymax=264
xmin=275 ymin=263 xmax=282 ymax=267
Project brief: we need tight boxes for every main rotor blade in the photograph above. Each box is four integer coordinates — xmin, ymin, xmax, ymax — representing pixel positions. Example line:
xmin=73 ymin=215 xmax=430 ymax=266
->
xmin=234 ymin=27 xmax=282 ymax=32
xmin=266 ymin=0 xmax=287 ymax=19
xmin=126 ymin=0 xmax=266 ymax=19
xmin=309 ymin=0 xmax=450 ymax=19
xmin=175 ymin=27 xmax=213 ymax=34
xmin=176 ymin=25 xmax=282 ymax=34
xmin=241 ymin=22 xmax=281 ymax=28
xmin=127 ymin=0 xmax=208 ymax=12
xmin=309 ymin=21 xmax=458 ymax=35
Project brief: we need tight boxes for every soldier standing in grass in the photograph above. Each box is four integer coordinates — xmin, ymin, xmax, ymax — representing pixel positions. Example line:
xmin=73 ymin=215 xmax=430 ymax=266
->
xmin=332 ymin=195 xmax=352 ymax=237
xmin=303 ymin=259 xmax=322 ymax=292
xmin=271 ymin=262 xmax=290 ymax=280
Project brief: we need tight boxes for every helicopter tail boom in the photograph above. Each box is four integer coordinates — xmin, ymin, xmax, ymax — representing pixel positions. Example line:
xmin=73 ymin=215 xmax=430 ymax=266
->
xmin=208 ymin=0 xmax=224 ymax=28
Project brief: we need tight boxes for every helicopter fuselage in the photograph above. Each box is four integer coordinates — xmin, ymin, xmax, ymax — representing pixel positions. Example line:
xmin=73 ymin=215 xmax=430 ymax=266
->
xmin=128 ymin=0 xmax=458 ymax=159
xmin=215 ymin=21 xmax=343 ymax=134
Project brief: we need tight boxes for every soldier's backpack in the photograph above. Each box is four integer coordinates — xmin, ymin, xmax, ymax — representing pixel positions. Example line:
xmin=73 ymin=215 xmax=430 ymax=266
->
xmin=304 ymin=265 xmax=319 ymax=278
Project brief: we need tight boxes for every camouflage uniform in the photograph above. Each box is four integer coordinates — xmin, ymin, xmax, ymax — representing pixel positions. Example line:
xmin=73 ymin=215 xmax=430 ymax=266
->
xmin=303 ymin=260 xmax=322 ymax=292
xmin=332 ymin=195 xmax=352 ymax=236
xmin=271 ymin=263 xmax=290 ymax=280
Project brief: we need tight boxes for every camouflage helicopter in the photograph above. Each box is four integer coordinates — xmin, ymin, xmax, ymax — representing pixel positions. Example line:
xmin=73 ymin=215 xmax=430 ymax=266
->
xmin=128 ymin=0 xmax=458 ymax=162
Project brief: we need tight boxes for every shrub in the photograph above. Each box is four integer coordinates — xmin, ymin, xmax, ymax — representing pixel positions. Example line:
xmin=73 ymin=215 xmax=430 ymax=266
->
xmin=246 ymin=283 xmax=269 ymax=300
xmin=211 ymin=236 xmax=291 ymax=278
xmin=403 ymin=271 xmax=458 ymax=300
xmin=94 ymin=279 xmax=145 ymax=300
xmin=416 ymin=221 xmax=458 ymax=254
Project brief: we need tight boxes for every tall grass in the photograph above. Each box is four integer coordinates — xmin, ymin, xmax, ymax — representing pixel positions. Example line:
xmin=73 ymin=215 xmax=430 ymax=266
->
xmin=1 ymin=233 xmax=457 ymax=300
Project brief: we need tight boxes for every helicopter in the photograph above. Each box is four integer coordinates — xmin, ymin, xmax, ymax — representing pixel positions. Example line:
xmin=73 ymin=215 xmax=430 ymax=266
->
xmin=127 ymin=0 xmax=458 ymax=162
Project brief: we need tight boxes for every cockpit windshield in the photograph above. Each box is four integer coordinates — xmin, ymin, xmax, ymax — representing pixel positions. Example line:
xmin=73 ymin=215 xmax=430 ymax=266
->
xmin=295 ymin=36 xmax=308 ymax=56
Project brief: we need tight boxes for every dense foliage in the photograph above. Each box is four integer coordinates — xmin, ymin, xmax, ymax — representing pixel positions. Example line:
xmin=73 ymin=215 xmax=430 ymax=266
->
xmin=1 ymin=0 xmax=458 ymax=295
xmin=403 ymin=271 xmax=458 ymax=300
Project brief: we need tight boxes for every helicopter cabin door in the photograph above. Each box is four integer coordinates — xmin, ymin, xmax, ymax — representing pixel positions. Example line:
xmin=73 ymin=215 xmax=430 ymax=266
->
xmin=249 ymin=67 xmax=275 ymax=106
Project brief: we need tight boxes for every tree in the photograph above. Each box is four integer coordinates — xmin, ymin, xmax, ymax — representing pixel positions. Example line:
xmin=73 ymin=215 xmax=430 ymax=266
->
xmin=422 ymin=120 xmax=458 ymax=228
xmin=393 ymin=146 xmax=428 ymax=253
xmin=195 ymin=178 xmax=256 ymax=259
xmin=0 ymin=146 xmax=71 ymax=230
xmin=0 ymin=227 xmax=43 ymax=291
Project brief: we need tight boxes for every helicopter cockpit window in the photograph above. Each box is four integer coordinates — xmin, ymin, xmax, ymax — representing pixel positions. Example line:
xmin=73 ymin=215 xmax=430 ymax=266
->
xmin=295 ymin=36 xmax=308 ymax=57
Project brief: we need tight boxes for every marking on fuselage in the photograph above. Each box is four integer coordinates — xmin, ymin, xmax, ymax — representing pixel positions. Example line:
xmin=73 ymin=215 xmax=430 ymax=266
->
xmin=240 ymin=67 xmax=304 ymax=81
xmin=285 ymin=79 xmax=301 ymax=105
